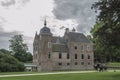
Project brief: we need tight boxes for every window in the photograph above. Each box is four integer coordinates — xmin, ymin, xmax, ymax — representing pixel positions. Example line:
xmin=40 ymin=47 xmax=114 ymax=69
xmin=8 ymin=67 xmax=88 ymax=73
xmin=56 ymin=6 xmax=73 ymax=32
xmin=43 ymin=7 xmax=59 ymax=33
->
xmin=48 ymin=52 xmax=51 ymax=59
xmin=81 ymin=62 xmax=84 ymax=65
xmin=88 ymin=62 xmax=90 ymax=65
xmin=81 ymin=45 xmax=84 ymax=50
xmin=40 ymin=35 xmax=41 ymax=40
xmin=67 ymin=53 xmax=70 ymax=59
xmin=58 ymin=63 xmax=62 ymax=66
xmin=75 ymin=54 xmax=77 ymax=59
xmin=67 ymin=63 xmax=70 ymax=65
xmin=66 ymin=39 xmax=68 ymax=42
xmin=88 ymin=55 xmax=90 ymax=59
xmin=87 ymin=45 xmax=90 ymax=51
xmin=48 ymin=42 xmax=51 ymax=48
xmin=81 ymin=54 xmax=84 ymax=59
xmin=75 ymin=62 xmax=78 ymax=65
xmin=75 ymin=46 xmax=77 ymax=49
xmin=59 ymin=52 xmax=62 ymax=59
xmin=39 ymin=62 xmax=41 ymax=65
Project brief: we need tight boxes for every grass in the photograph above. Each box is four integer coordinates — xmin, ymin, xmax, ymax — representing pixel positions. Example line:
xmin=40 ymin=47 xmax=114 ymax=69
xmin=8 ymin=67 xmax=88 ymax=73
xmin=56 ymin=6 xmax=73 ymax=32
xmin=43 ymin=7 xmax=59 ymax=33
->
xmin=0 ymin=72 xmax=120 ymax=80
xmin=0 ymin=72 xmax=39 ymax=75
xmin=107 ymin=62 xmax=120 ymax=67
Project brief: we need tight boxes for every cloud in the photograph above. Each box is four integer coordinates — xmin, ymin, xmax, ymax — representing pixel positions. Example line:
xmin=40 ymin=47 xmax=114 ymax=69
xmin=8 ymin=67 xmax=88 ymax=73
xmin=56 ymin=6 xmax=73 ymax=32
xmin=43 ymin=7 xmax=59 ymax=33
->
xmin=0 ymin=0 xmax=16 ymax=7
xmin=0 ymin=17 xmax=20 ymax=49
xmin=23 ymin=35 xmax=33 ymax=53
xmin=0 ymin=16 xmax=7 ymax=27
xmin=0 ymin=27 xmax=20 ymax=50
xmin=0 ymin=27 xmax=33 ymax=52
xmin=0 ymin=16 xmax=33 ymax=52
xmin=53 ymin=0 xmax=98 ymax=34
xmin=0 ymin=0 xmax=30 ymax=8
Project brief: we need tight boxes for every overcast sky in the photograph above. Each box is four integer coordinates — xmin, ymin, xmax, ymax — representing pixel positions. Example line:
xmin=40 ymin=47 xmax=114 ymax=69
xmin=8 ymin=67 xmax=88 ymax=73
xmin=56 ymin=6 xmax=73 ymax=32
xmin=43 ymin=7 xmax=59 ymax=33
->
xmin=0 ymin=0 xmax=98 ymax=52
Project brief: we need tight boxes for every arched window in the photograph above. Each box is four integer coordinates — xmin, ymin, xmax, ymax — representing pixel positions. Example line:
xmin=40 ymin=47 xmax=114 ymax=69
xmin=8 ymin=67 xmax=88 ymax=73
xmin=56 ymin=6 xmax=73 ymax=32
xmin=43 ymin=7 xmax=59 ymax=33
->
xmin=81 ymin=54 xmax=84 ymax=59
xmin=59 ymin=52 xmax=62 ymax=59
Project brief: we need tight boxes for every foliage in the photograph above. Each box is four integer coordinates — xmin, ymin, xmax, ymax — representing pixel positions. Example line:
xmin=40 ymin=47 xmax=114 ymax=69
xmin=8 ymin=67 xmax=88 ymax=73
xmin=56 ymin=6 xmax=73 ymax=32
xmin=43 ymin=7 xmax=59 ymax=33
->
xmin=91 ymin=0 xmax=120 ymax=62
xmin=9 ymin=35 xmax=32 ymax=62
xmin=0 ymin=49 xmax=11 ymax=55
xmin=25 ymin=52 xmax=33 ymax=62
xmin=107 ymin=62 xmax=120 ymax=67
xmin=0 ymin=51 xmax=25 ymax=72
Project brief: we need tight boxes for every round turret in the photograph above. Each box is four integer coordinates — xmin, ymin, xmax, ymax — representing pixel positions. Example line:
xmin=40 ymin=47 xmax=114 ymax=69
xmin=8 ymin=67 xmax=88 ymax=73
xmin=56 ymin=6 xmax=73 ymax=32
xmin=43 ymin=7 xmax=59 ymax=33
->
xmin=40 ymin=19 xmax=52 ymax=35
xmin=40 ymin=26 xmax=51 ymax=34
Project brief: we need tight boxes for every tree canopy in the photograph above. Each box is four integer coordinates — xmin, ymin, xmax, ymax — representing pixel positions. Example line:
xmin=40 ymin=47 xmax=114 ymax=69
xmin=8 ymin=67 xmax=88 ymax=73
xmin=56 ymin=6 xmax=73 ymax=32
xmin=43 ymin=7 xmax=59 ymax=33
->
xmin=0 ymin=51 xmax=25 ymax=72
xmin=91 ymin=0 xmax=120 ymax=62
xmin=9 ymin=35 xmax=32 ymax=62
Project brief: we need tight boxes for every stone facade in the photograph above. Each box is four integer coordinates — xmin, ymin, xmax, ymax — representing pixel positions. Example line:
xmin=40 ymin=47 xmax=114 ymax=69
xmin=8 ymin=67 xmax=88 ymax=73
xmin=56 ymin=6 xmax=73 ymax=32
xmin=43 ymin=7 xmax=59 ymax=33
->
xmin=33 ymin=20 xmax=94 ymax=71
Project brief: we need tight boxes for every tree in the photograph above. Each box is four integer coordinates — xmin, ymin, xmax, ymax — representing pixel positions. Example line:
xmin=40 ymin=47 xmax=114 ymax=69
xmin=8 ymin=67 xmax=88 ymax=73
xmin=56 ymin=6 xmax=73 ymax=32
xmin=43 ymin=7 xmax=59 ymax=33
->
xmin=91 ymin=21 xmax=107 ymax=63
xmin=26 ymin=52 xmax=33 ymax=62
xmin=0 ymin=49 xmax=11 ymax=55
xmin=9 ymin=35 xmax=32 ymax=62
xmin=92 ymin=0 xmax=120 ymax=62
xmin=0 ymin=51 xmax=25 ymax=72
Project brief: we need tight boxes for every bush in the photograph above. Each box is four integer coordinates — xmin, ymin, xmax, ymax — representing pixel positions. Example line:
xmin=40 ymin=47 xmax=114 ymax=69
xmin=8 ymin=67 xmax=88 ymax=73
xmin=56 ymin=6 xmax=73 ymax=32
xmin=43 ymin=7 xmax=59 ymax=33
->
xmin=0 ymin=51 xmax=25 ymax=72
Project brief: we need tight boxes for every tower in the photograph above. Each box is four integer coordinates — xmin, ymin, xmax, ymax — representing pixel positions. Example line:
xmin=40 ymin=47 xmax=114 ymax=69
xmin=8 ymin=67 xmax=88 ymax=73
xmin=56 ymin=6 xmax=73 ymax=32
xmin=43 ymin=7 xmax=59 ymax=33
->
xmin=38 ymin=19 xmax=53 ymax=71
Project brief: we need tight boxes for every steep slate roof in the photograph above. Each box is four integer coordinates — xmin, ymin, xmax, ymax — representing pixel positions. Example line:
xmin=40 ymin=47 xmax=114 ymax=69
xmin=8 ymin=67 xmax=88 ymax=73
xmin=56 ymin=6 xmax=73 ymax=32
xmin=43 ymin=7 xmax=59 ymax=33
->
xmin=51 ymin=37 xmax=66 ymax=44
xmin=67 ymin=32 xmax=92 ymax=43
xmin=33 ymin=33 xmax=39 ymax=43
xmin=52 ymin=44 xmax=68 ymax=52
xmin=40 ymin=26 xmax=51 ymax=34
xmin=59 ymin=37 xmax=66 ymax=44
xmin=51 ymin=37 xmax=58 ymax=43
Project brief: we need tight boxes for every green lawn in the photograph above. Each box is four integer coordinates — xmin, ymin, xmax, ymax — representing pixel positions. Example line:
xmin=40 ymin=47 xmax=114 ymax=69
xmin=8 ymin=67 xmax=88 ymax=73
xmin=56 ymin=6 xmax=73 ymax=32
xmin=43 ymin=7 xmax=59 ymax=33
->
xmin=0 ymin=72 xmax=120 ymax=80
xmin=0 ymin=72 xmax=38 ymax=75
xmin=107 ymin=62 xmax=120 ymax=67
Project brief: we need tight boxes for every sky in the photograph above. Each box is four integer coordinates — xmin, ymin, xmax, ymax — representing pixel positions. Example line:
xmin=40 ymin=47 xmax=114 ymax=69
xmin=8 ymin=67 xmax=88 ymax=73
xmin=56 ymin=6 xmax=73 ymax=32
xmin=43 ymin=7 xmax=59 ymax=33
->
xmin=0 ymin=0 xmax=98 ymax=53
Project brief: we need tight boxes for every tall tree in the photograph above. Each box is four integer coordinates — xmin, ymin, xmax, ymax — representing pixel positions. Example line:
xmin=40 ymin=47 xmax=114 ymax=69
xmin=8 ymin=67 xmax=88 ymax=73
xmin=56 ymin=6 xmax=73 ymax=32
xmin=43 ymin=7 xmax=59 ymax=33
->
xmin=92 ymin=0 xmax=120 ymax=62
xmin=91 ymin=21 xmax=108 ymax=62
xmin=9 ymin=35 xmax=29 ymax=62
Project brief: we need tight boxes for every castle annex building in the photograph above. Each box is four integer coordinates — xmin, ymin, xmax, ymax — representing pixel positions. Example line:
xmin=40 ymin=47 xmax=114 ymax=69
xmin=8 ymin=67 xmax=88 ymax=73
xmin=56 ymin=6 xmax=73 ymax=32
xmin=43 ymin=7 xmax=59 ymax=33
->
xmin=33 ymin=20 xmax=94 ymax=71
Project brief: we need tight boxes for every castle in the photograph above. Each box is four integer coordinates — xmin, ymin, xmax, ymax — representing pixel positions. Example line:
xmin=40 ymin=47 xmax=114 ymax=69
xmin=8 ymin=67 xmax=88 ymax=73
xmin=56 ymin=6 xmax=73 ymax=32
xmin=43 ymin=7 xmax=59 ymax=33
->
xmin=33 ymin=20 xmax=94 ymax=71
